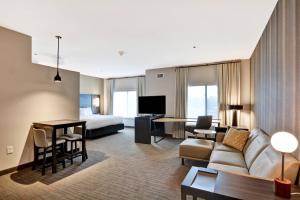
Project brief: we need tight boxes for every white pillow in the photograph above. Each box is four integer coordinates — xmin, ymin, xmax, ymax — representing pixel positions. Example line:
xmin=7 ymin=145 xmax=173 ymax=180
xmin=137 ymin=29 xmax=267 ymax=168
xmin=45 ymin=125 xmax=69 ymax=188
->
xmin=80 ymin=107 xmax=93 ymax=116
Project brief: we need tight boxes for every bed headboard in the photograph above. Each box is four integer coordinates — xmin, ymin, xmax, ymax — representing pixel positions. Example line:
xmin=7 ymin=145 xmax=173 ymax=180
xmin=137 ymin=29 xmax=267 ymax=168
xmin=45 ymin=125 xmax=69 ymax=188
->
xmin=80 ymin=94 xmax=100 ymax=114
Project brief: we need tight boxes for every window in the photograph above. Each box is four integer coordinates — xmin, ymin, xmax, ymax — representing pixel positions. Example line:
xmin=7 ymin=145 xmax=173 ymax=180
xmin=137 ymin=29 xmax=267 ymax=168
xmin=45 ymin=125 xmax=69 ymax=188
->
xmin=187 ymin=85 xmax=218 ymax=118
xmin=113 ymin=91 xmax=137 ymax=118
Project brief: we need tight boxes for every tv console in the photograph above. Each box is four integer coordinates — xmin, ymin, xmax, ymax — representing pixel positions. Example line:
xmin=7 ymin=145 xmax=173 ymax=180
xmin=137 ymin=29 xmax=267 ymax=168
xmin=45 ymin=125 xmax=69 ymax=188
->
xmin=135 ymin=115 xmax=165 ymax=144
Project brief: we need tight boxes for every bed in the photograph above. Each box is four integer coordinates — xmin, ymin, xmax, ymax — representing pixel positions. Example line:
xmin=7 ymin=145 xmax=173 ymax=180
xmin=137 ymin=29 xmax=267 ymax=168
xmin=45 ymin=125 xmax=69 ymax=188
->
xmin=80 ymin=94 xmax=124 ymax=139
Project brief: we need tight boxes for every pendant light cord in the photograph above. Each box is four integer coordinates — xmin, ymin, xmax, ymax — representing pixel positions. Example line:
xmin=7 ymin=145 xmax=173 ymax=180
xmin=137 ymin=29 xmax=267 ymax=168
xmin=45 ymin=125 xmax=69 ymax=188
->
xmin=56 ymin=36 xmax=61 ymax=75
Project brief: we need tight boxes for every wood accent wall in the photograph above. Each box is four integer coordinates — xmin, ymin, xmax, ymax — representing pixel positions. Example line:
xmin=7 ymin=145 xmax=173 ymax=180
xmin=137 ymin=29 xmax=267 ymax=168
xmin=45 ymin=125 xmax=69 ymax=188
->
xmin=250 ymin=0 xmax=300 ymax=156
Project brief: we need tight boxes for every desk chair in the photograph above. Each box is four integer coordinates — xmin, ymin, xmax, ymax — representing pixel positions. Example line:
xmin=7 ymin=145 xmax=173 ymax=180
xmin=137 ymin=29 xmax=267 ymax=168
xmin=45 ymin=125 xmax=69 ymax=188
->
xmin=185 ymin=115 xmax=213 ymax=138
xmin=32 ymin=128 xmax=66 ymax=175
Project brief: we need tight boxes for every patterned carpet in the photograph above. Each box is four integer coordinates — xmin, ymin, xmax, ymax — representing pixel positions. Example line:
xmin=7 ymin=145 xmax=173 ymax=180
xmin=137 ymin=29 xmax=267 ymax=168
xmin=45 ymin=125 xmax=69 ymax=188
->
xmin=0 ymin=128 xmax=202 ymax=200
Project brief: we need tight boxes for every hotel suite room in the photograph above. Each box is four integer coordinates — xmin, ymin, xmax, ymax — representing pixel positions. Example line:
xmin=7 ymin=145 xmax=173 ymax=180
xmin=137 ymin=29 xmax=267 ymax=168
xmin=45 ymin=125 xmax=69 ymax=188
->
xmin=0 ymin=0 xmax=300 ymax=199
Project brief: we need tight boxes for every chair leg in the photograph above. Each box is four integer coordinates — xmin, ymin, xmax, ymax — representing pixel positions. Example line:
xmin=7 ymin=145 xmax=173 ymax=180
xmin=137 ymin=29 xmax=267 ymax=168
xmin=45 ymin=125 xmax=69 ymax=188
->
xmin=181 ymin=158 xmax=184 ymax=165
xmin=32 ymin=145 xmax=38 ymax=170
xmin=70 ymin=141 xmax=74 ymax=165
xmin=62 ymin=143 xmax=66 ymax=168
xmin=75 ymin=141 xmax=77 ymax=152
xmin=42 ymin=148 xmax=47 ymax=176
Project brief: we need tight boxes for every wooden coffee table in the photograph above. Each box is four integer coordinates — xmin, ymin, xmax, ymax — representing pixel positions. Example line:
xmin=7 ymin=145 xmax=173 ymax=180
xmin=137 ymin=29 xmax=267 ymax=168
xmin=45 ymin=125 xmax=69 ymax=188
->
xmin=181 ymin=167 xmax=300 ymax=200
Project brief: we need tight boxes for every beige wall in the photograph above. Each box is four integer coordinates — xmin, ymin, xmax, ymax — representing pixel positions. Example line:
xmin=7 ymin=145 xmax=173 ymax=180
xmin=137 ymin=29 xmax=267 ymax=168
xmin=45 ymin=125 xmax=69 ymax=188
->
xmin=0 ymin=27 xmax=79 ymax=171
xmin=146 ymin=67 xmax=176 ymax=117
xmin=80 ymin=74 xmax=104 ymax=114
xmin=250 ymin=0 xmax=300 ymax=157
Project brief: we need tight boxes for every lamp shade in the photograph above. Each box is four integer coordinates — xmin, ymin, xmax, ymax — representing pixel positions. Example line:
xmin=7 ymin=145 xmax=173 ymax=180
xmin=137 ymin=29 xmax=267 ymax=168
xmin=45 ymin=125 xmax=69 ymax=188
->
xmin=226 ymin=104 xmax=243 ymax=110
xmin=271 ymin=132 xmax=298 ymax=153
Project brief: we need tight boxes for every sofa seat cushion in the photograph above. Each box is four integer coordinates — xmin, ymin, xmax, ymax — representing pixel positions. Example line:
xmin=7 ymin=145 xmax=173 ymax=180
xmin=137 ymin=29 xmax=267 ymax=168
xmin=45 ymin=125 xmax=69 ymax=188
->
xmin=179 ymin=138 xmax=214 ymax=161
xmin=213 ymin=142 xmax=240 ymax=153
xmin=209 ymin=150 xmax=247 ymax=168
xmin=243 ymin=130 xmax=269 ymax=169
xmin=249 ymin=145 xmax=299 ymax=183
xmin=208 ymin=163 xmax=249 ymax=175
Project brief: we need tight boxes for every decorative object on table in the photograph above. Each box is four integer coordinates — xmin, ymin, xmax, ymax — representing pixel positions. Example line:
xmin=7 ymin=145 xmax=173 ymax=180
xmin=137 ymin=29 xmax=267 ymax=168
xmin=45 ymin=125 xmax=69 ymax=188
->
xmin=271 ymin=131 xmax=298 ymax=198
xmin=222 ymin=128 xmax=249 ymax=151
xmin=226 ymin=104 xmax=243 ymax=126
xmin=54 ymin=35 xmax=62 ymax=82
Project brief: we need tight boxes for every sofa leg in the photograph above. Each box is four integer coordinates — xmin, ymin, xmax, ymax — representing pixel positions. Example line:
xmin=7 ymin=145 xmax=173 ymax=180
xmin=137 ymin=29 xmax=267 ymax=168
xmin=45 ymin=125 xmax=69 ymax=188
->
xmin=181 ymin=158 xmax=184 ymax=165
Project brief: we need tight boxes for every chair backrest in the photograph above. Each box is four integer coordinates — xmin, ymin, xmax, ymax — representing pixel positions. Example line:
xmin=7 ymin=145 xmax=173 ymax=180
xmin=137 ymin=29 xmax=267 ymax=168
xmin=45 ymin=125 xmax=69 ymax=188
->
xmin=196 ymin=115 xmax=212 ymax=129
xmin=33 ymin=128 xmax=48 ymax=148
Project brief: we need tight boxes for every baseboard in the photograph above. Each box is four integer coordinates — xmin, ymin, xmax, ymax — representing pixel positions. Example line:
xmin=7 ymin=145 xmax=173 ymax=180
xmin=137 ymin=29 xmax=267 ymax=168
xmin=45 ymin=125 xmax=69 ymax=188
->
xmin=0 ymin=162 xmax=32 ymax=176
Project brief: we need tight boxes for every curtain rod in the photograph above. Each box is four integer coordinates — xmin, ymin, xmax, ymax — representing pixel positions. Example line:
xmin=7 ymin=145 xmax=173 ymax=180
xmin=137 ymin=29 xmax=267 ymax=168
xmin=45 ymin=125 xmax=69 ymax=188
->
xmin=177 ymin=59 xmax=241 ymax=69
xmin=107 ymin=75 xmax=145 ymax=80
xmin=146 ymin=59 xmax=242 ymax=71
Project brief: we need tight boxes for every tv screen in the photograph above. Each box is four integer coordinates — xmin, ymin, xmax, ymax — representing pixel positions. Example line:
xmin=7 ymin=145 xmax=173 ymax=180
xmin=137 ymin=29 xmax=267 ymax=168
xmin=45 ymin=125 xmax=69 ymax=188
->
xmin=138 ymin=96 xmax=166 ymax=114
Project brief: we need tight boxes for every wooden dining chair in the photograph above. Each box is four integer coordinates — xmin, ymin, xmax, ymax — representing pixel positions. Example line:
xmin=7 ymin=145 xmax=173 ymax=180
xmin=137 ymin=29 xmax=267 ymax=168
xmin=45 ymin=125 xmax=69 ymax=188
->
xmin=32 ymin=128 xmax=66 ymax=175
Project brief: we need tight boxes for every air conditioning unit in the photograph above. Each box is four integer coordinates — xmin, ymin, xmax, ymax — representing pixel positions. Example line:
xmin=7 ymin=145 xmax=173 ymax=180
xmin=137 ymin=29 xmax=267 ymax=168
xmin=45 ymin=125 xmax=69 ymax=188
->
xmin=157 ymin=73 xmax=164 ymax=78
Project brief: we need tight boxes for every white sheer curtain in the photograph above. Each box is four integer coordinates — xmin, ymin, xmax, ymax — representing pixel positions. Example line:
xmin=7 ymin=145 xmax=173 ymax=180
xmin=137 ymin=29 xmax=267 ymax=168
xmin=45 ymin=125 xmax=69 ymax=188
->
xmin=137 ymin=76 xmax=146 ymax=97
xmin=217 ymin=62 xmax=241 ymax=126
xmin=104 ymin=79 xmax=115 ymax=115
xmin=174 ymin=67 xmax=189 ymax=138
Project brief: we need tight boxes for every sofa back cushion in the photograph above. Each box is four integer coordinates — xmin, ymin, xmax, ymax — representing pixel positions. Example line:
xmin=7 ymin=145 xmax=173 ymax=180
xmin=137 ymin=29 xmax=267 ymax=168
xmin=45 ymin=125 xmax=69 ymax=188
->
xmin=243 ymin=128 xmax=260 ymax=154
xmin=243 ymin=129 xmax=270 ymax=168
xmin=249 ymin=145 xmax=299 ymax=183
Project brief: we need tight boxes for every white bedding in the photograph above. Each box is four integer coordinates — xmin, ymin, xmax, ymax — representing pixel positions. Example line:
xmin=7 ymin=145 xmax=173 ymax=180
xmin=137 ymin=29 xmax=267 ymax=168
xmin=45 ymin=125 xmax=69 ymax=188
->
xmin=80 ymin=114 xmax=123 ymax=130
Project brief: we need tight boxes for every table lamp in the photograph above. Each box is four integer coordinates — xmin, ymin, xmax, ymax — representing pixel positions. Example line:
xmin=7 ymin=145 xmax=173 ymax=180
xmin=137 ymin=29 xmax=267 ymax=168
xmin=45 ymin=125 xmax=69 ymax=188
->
xmin=226 ymin=104 xmax=243 ymax=127
xmin=271 ymin=131 xmax=298 ymax=198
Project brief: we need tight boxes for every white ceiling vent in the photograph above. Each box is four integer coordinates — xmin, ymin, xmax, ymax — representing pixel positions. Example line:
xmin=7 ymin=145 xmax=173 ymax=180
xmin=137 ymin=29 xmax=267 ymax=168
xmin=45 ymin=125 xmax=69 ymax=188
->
xmin=157 ymin=73 xmax=164 ymax=78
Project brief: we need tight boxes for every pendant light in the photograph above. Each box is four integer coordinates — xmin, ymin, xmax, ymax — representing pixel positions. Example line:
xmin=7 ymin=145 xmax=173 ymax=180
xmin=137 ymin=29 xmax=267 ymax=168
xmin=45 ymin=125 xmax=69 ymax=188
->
xmin=54 ymin=35 xmax=62 ymax=82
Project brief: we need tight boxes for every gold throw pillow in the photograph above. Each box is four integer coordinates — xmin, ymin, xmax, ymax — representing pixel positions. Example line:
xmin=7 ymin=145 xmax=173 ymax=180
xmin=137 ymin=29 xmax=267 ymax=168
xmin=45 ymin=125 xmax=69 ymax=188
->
xmin=223 ymin=128 xmax=250 ymax=151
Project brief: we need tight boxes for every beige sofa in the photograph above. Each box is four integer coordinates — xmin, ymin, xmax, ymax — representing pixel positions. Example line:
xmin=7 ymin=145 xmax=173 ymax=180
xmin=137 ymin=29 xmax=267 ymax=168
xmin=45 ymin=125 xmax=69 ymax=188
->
xmin=179 ymin=128 xmax=300 ymax=183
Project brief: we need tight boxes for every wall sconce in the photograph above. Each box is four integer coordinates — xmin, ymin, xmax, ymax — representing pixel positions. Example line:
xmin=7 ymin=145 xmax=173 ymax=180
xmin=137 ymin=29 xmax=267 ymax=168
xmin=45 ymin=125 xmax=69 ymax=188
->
xmin=93 ymin=97 xmax=100 ymax=107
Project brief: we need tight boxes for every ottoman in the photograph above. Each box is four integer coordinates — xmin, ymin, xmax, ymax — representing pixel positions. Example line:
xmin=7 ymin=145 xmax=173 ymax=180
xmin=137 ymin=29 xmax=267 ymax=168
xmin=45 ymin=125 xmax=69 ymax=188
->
xmin=179 ymin=138 xmax=214 ymax=164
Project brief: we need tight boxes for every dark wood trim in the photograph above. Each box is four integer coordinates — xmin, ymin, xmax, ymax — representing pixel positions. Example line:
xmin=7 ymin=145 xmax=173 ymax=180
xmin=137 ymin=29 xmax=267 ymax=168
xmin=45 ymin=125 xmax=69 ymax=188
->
xmin=0 ymin=162 xmax=33 ymax=176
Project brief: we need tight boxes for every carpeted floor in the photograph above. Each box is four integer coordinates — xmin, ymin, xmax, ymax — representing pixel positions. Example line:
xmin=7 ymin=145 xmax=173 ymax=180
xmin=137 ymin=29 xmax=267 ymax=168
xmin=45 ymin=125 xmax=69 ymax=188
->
xmin=0 ymin=128 xmax=204 ymax=200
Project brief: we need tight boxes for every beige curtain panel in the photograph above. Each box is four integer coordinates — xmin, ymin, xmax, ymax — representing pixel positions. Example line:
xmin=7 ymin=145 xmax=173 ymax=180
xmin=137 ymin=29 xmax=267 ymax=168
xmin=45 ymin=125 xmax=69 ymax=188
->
xmin=217 ymin=62 xmax=241 ymax=126
xmin=104 ymin=79 xmax=115 ymax=115
xmin=137 ymin=76 xmax=146 ymax=97
xmin=174 ymin=67 xmax=189 ymax=138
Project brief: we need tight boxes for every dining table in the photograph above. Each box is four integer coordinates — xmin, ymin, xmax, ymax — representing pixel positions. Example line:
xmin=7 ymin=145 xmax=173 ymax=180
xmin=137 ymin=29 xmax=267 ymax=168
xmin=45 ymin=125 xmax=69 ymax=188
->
xmin=33 ymin=119 xmax=87 ymax=173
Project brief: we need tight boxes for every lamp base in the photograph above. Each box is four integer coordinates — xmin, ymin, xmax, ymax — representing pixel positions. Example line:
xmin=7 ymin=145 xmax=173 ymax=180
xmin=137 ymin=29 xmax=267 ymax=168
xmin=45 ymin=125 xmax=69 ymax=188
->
xmin=274 ymin=178 xmax=291 ymax=198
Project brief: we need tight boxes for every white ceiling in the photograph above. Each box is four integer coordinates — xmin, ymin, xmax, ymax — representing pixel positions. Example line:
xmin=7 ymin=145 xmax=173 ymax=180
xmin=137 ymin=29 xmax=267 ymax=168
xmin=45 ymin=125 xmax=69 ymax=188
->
xmin=0 ymin=0 xmax=277 ymax=78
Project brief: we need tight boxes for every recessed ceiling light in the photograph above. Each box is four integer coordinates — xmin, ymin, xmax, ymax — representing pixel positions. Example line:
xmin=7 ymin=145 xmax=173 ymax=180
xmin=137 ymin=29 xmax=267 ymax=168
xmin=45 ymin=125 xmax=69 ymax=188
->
xmin=118 ymin=50 xmax=125 ymax=56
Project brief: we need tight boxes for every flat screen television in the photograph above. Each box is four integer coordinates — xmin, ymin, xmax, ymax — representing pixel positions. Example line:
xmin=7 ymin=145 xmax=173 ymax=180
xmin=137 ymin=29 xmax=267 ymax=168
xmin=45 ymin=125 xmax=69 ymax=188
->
xmin=138 ymin=96 xmax=166 ymax=115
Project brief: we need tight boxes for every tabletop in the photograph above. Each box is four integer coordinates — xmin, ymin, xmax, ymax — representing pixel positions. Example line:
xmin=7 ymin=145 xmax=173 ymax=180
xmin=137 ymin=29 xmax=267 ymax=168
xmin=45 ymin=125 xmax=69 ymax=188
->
xmin=33 ymin=119 xmax=86 ymax=127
